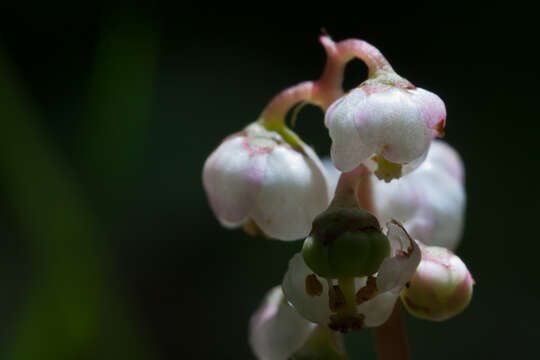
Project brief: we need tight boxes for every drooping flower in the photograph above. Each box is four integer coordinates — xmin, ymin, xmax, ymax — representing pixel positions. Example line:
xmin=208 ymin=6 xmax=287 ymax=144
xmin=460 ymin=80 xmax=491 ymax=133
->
xmin=400 ymin=243 xmax=474 ymax=321
xmin=323 ymin=140 xmax=465 ymax=250
xmin=283 ymin=219 xmax=421 ymax=332
xmin=203 ymin=122 xmax=330 ymax=240
xmin=325 ymin=66 xmax=446 ymax=182
xmin=373 ymin=140 xmax=466 ymax=250
xmin=249 ymin=286 xmax=347 ymax=360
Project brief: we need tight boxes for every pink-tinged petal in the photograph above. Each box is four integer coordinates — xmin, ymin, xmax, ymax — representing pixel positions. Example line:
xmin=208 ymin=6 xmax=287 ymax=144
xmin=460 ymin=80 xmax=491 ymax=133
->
xmin=321 ymin=157 xmax=341 ymax=198
xmin=400 ymin=244 xmax=474 ymax=321
xmin=282 ymin=253 xmax=333 ymax=325
xmin=249 ymin=286 xmax=316 ymax=360
xmin=202 ymin=135 xmax=265 ymax=225
xmin=251 ymin=143 xmax=330 ymax=240
xmin=376 ymin=221 xmax=421 ymax=293
xmin=409 ymin=88 xmax=446 ymax=138
xmin=358 ymin=290 xmax=400 ymax=327
xmin=326 ymin=89 xmax=373 ymax=172
xmin=373 ymin=141 xmax=465 ymax=250
xmin=426 ymin=140 xmax=465 ymax=184
xmin=353 ymin=87 xmax=432 ymax=164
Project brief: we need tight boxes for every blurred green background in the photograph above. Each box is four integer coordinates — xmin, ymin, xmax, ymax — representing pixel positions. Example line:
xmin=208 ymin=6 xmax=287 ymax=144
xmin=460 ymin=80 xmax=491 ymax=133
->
xmin=0 ymin=3 xmax=538 ymax=359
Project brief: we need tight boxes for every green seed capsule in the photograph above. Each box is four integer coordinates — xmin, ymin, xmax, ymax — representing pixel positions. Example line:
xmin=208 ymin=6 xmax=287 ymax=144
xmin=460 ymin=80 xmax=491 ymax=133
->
xmin=302 ymin=207 xmax=390 ymax=278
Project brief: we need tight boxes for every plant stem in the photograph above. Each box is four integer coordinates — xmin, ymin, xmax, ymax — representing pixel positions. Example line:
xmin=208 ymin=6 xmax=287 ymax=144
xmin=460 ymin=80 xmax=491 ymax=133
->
xmin=374 ymin=302 xmax=410 ymax=360
xmin=259 ymin=35 xmax=395 ymax=124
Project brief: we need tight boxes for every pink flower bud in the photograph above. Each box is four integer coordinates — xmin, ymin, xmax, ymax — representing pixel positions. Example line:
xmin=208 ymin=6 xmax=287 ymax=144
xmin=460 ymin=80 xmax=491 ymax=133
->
xmin=202 ymin=123 xmax=330 ymax=240
xmin=400 ymin=244 xmax=474 ymax=321
xmin=325 ymin=74 xmax=446 ymax=181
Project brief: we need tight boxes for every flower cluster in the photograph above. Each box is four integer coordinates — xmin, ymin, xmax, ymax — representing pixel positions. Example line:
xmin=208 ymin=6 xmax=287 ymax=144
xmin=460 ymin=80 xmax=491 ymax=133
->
xmin=202 ymin=34 xmax=474 ymax=359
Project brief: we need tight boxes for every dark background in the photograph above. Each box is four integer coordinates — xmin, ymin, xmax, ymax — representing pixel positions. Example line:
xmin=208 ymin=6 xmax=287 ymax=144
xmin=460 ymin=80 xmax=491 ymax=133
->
xmin=0 ymin=3 xmax=538 ymax=359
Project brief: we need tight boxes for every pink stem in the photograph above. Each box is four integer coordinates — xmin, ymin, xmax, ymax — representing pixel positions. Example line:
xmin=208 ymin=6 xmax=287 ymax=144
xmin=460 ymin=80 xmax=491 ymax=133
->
xmin=374 ymin=302 xmax=410 ymax=360
xmin=259 ymin=36 xmax=393 ymax=123
xmin=331 ymin=164 xmax=373 ymax=211
xmin=259 ymin=35 xmax=344 ymax=122
xmin=337 ymin=39 xmax=393 ymax=76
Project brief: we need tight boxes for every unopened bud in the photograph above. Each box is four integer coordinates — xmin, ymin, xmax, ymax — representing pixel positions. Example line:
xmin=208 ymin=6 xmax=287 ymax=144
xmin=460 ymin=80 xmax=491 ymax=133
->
xmin=400 ymin=245 xmax=474 ymax=321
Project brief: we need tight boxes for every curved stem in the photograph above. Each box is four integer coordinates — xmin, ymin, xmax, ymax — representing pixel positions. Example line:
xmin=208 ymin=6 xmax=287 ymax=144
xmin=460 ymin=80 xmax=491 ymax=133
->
xmin=259 ymin=35 xmax=345 ymax=123
xmin=336 ymin=39 xmax=393 ymax=77
xmin=374 ymin=302 xmax=410 ymax=360
xmin=259 ymin=35 xmax=394 ymax=124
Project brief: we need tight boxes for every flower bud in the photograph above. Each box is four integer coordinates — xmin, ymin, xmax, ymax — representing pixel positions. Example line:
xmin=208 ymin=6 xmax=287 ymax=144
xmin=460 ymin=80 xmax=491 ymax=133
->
xmin=400 ymin=244 xmax=474 ymax=321
xmin=203 ymin=122 xmax=330 ymax=240
xmin=302 ymin=207 xmax=390 ymax=278
xmin=325 ymin=72 xmax=446 ymax=181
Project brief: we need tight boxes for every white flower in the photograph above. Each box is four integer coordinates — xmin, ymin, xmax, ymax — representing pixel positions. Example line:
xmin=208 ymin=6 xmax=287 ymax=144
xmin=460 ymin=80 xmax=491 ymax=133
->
xmin=249 ymin=286 xmax=347 ymax=360
xmin=282 ymin=221 xmax=421 ymax=332
xmin=373 ymin=140 xmax=465 ymax=250
xmin=325 ymin=75 xmax=446 ymax=182
xmin=323 ymin=140 xmax=465 ymax=250
xmin=202 ymin=122 xmax=330 ymax=240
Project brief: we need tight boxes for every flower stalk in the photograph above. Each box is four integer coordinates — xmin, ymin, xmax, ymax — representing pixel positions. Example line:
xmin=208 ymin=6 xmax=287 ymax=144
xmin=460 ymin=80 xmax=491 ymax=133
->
xmin=374 ymin=302 xmax=410 ymax=360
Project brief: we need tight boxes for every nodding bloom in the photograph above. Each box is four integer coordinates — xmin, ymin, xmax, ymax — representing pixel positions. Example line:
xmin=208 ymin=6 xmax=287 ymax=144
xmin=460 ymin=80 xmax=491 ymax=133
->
xmin=203 ymin=122 xmax=330 ymax=241
xmin=325 ymin=67 xmax=446 ymax=182
xmin=373 ymin=140 xmax=465 ymax=250
xmin=283 ymin=219 xmax=421 ymax=332
xmin=323 ymin=140 xmax=465 ymax=251
xmin=249 ymin=286 xmax=346 ymax=360
xmin=400 ymin=243 xmax=474 ymax=321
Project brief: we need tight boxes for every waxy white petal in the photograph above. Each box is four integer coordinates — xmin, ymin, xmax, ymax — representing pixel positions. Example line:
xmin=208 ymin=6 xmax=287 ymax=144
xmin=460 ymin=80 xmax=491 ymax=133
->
xmin=203 ymin=123 xmax=330 ymax=240
xmin=282 ymin=253 xmax=333 ymax=325
xmin=376 ymin=221 xmax=421 ymax=294
xmin=249 ymin=286 xmax=316 ymax=360
xmin=373 ymin=140 xmax=465 ymax=250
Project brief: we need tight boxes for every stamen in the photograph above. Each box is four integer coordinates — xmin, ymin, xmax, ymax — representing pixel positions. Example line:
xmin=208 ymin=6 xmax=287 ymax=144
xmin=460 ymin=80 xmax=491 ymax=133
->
xmin=243 ymin=218 xmax=263 ymax=236
xmin=329 ymin=284 xmax=347 ymax=312
xmin=328 ymin=313 xmax=365 ymax=333
xmin=305 ymin=274 xmax=323 ymax=296
xmin=356 ymin=276 xmax=378 ymax=304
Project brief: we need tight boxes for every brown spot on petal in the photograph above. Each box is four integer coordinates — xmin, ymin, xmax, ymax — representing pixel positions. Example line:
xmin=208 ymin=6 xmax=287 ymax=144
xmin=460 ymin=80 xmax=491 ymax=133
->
xmin=305 ymin=274 xmax=323 ymax=297
xmin=435 ymin=120 xmax=446 ymax=138
xmin=243 ymin=218 xmax=262 ymax=236
xmin=328 ymin=313 xmax=365 ymax=333
xmin=356 ymin=276 xmax=378 ymax=304
xmin=329 ymin=285 xmax=347 ymax=312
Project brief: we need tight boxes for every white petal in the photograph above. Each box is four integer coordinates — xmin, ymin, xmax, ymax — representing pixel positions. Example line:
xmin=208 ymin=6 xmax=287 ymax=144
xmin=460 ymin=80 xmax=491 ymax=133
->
xmin=353 ymin=87 xmax=432 ymax=164
xmin=425 ymin=140 xmax=464 ymax=184
xmin=327 ymin=89 xmax=373 ymax=172
xmin=373 ymin=141 xmax=465 ymax=250
xmin=282 ymin=253 xmax=333 ymax=325
xmin=321 ymin=157 xmax=341 ymax=198
xmin=409 ymin=88 xmax=446 ymax=138
xmin=376 ymin=221 xmax=421 ymax=293
xmin=249 ymin=286 xmax=316 ymax=360
xmin=358 ymin=291 xmax=400 ymax=327
xmin=202 ymin=135 xmax=265 ymax=225
xmin=251 ymin=143 xmax=330 ymax=240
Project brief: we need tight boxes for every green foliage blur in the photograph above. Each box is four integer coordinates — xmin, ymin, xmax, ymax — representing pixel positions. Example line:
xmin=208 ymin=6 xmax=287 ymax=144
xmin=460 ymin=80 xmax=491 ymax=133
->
xmin=0 ymin=4 xmax=539 ymax=360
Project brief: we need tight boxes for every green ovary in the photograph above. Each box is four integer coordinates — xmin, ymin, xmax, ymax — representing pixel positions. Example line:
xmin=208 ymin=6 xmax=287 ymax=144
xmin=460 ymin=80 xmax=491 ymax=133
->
xmin=302 ymin=230 xmax=390 ymax=278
